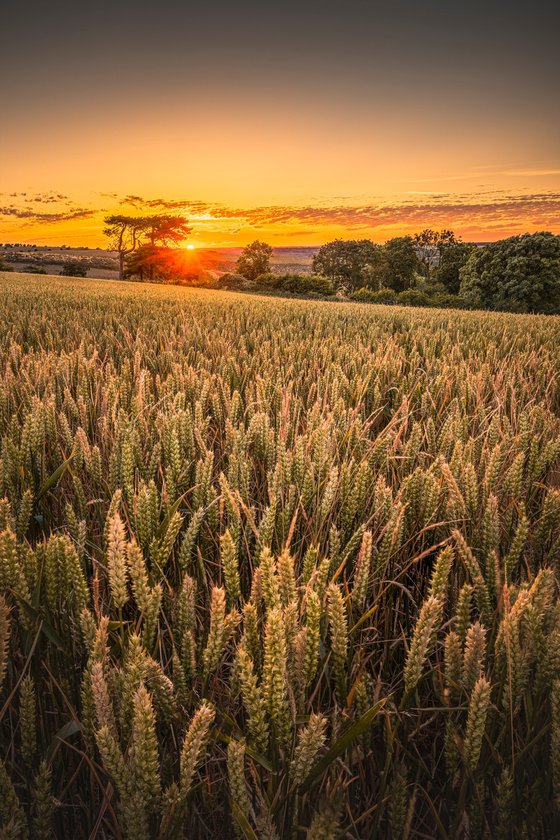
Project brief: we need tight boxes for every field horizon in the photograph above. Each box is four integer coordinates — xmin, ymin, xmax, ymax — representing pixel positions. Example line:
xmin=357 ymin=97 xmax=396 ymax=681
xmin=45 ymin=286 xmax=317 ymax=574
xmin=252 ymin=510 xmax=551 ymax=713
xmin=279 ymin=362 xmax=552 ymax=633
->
xmin=0 ymin=246 xmax=322 ymax=280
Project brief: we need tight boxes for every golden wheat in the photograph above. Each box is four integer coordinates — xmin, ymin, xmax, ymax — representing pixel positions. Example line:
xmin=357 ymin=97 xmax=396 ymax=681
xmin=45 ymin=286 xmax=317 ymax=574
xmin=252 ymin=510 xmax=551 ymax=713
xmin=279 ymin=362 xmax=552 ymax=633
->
xmin=0 ymin=273 xmax=560 ymax=837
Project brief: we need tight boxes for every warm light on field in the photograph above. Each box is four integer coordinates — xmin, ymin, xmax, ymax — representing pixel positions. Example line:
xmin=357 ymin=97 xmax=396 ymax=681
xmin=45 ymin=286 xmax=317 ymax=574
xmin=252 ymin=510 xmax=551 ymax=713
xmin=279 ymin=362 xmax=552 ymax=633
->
xmin=1 ymin=272 xmax=560 ymax=837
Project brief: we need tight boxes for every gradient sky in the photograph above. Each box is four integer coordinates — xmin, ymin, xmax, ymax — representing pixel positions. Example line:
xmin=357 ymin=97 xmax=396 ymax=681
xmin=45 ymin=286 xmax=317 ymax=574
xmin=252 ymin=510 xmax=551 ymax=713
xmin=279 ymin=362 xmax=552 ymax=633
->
xmin=1 ymin=0 xmax=559 ymax=247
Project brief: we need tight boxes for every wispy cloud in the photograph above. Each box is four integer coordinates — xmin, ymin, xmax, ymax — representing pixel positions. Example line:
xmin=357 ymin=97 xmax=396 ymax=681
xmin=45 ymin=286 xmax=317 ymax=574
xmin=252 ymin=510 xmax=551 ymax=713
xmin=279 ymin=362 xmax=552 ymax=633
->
xmin=400 ymin=163 xmax=560 ymax=185
xmin=3 ymin=190 xmax=560 ymax=241
xmin=0 ymin=206 xmax=97 ymax=223
xmin=504 ymin=168 xmax=560 ymax=177
xmin=124 ymin=193 xmax=560 ymax=232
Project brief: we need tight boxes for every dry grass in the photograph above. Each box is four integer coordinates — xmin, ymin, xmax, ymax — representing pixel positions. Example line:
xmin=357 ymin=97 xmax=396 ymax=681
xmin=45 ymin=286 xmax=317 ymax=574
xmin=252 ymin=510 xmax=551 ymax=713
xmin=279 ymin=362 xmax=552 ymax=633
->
xmin=1 ymin=272 xmax=560 ymax=838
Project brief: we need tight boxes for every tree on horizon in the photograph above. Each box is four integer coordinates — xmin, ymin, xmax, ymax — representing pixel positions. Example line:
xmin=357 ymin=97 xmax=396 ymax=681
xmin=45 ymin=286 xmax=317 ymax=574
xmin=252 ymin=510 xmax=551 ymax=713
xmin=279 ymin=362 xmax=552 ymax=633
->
xmin=103 ymin=214 xmax=191 ymax=280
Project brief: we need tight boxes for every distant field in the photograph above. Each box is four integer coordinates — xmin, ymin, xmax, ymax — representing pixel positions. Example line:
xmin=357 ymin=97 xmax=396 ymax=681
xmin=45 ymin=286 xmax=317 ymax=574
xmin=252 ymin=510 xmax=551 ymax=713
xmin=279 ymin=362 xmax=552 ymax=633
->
xmin=2 ymin=245 xmax=319 ymax=279
xmin=1 ymin=271 xmax=560 ymax=838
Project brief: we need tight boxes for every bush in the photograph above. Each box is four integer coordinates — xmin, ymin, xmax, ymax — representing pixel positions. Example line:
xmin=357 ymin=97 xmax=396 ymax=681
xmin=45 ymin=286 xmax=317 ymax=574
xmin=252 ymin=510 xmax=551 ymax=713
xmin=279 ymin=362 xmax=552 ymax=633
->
xmin=397 ymin=289 xmax=431 ymax=307
xmin=195 ymin=270 xmax=221 ymax=288
xmin=421 ymin=282 xmax=447 ymax=297
xmin=216 ymin=272 xmax=252 ymax=290
xmin=429 ymin=292 xmax=463 ymax=309
xmin=173 ymin=272 xmax=204 ymax=287
xmin=61 ymin=261 xmax=88 ymax=278
xmin=255 ymin=272 xmax=283 ymax=289
xmin=280 ymin=274 xmax=335 ymax=296
xmin=255 ymin=273 xmax=335 ymax=297
xmin=350 ymin=287 xmax=397 ymax=304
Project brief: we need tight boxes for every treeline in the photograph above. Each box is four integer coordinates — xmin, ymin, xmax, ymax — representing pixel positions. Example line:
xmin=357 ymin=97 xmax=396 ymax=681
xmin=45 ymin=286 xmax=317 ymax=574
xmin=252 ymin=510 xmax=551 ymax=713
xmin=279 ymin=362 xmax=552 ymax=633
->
xmin=225 ymin=232 xmax=560 ymax=314
xmin=102 ymin=214 xmax=560 ymax=314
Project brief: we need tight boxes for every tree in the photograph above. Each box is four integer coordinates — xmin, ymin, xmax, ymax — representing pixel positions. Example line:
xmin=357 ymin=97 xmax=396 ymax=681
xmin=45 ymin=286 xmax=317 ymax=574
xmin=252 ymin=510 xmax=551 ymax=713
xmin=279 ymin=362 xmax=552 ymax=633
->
xmin=433 ymin=241 xmax=476 ymax=294
xmin=103 ymin=215 xmax=146 ymax=280
xmin=383 ymin=236 xmax=421 ymax=291
xmin=237 ymin=241 xmax=273 ymax=281
xmin=124 ymin=245 xmax=167 ymax=282
xmin=104 ymin=214 xmax=192 ymax=281
xmin=61 ymin=261 xmax=87 ymax=277
xmin=140 ymin=216 xmax=192 ymax=281
xmin=125 ymin=244 xmax=198 ymax=284
xmin=143 ymin=214 xmax=192 ymax=248
xmin=459 ymin=232 xmax=560 ymax=313
xmin=312 ymin=239 xmax=384 ymax=290
xmin=413 ymin=229 xmax=457 ymax=280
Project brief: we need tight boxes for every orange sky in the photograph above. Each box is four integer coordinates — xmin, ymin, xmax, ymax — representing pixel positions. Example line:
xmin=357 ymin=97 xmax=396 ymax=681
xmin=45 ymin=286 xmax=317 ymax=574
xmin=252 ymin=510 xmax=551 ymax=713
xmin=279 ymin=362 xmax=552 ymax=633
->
xmin=2 ymin=139 xmax=559 ymax=248
xmin=2 ymin=3 xmax=559 ymax=248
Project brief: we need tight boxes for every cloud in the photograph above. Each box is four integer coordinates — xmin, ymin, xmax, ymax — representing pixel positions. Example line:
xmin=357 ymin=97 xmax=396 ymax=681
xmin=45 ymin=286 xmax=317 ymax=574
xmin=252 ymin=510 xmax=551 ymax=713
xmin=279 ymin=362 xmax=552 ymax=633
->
xmin=0 ymin=206 xmax=97 ymax=223
xmin=401 ymin=164 xmax=560 ymax=183
xmin=6 ymin=191 xmax=70 ymax=204
xmin=153 ymin=193 xmax=560 ymax=233
xmin=120 ymin=195 xmax=220 ymax=215
xmin=24 ymin=192 xmax=71 ymax=205
xmin=120 ymin=194 xmax=146 ymax=206
xmin=504 ymin=168 xmax=560 ymax=177
xmin=3 ymin=189 xmax=560 ymax=239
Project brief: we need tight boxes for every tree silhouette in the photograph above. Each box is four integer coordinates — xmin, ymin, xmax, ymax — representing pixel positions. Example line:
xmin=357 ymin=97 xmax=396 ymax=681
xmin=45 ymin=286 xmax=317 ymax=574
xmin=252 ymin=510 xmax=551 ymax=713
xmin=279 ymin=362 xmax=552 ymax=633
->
xmin=104 ymin=214 xmax=192 ymax=280
xmin=103 ymin=216 xmax=146 ymax=280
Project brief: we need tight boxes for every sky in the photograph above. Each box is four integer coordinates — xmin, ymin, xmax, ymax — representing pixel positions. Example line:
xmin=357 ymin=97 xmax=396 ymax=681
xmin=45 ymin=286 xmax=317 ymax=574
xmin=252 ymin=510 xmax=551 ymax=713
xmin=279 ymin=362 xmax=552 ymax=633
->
xmin=1 ymin=0 xmax=559 ymax=247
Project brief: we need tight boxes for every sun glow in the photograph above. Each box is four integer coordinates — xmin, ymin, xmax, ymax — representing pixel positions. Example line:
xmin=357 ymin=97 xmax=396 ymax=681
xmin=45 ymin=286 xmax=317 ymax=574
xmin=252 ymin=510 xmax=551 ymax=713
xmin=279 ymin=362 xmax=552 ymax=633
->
xmin=186 ymin=244 xmax=195 ymax=250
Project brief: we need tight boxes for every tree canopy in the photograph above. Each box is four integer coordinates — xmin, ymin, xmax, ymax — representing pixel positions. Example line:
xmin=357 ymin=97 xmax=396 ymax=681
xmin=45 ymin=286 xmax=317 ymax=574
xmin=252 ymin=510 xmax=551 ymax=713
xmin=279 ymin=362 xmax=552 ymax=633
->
xmin=312 ymin=239 xmax=385 ymax=289
xmin=237 ymin=241 xmax=273 ymax=281
xmin=143 ymin=215 xmax=192 ymax=247
xmin=413 ymin=229 xmax=458 ymax=280
xmin=103 ymin=214 xmax=191 ymax=279
xmin=459 ymin=232 xmax=560 ymax=313
xmin=433 ymin=241 xmax=476 ymax=294
xmin=383 ymin=236 xmax=421 ymax=292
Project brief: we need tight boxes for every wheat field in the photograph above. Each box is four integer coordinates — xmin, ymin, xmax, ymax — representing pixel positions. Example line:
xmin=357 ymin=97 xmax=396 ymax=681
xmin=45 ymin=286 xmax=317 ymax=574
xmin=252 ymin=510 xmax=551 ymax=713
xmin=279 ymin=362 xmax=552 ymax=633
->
xmin=1 ymin=272 xmax=560 ymax=838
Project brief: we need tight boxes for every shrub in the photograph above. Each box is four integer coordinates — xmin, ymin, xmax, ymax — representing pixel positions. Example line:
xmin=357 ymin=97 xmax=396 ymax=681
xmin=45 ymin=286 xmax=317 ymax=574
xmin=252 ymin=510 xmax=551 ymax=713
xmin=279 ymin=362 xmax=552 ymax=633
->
xmin=429 ymin=292 xmax=463 ymax=309
xmin=421 ymin=282 xmax=447 ymax=297
xmin=350 ymin=287 xmax=397 ymax=304
xmin=255 ymin=272 xmax=283 ymax=289
xmin=61 ymin=261 xmax=88 ymax=278
xmin=280 ymin=274 xmax=335 ymax=296
xmin=23 ymin=266 xmax=47 ymax=275
xmin=255 ymin=273 xmax=334 ymax=297
xmin=216 ymin=272 xmax=251 ymax=290
xmin=196 ymin=270 xmax=221 ymax=288
xmin=174 ymin=272 xmax=204 ymax=287
xmin=397 ymin=289 xmax=431 ymax=307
